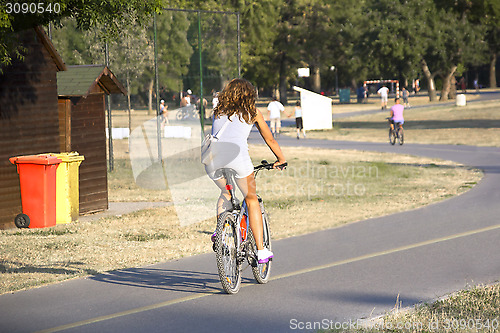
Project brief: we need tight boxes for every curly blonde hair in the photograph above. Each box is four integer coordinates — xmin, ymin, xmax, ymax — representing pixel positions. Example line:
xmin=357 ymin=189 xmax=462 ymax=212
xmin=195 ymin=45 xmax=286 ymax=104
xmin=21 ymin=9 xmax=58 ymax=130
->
xmin=213 ymin=78 xmax=257 ymax=124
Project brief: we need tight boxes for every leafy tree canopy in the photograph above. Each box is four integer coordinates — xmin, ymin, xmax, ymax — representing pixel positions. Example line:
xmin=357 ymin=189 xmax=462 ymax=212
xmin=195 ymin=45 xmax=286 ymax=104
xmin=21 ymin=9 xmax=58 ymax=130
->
xmin=0 ymin=0 xmax=165 ymax=67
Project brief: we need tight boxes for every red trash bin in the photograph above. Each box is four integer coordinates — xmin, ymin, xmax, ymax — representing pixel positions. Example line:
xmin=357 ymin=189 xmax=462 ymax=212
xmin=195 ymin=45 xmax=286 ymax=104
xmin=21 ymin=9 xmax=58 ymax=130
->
xmin=10 ymin=154 xmax=62 ymax=228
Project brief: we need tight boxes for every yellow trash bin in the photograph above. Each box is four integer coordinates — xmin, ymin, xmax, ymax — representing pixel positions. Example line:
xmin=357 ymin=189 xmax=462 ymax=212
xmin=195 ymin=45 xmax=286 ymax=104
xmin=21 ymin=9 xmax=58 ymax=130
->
xmin=53 ymin=152 xmax=85 ymax=224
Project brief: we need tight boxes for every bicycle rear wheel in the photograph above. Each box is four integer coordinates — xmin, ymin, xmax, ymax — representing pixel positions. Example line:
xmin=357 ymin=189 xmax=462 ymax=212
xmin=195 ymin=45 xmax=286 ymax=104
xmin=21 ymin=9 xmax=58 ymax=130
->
xmin=398 ymin=128 xmax=404 ymax=145
xmin=176 ymin=109 xmax=185 ymax=121
xmin=215 ymin=212 xmax=241 ymax=294
xmin=389 ymin=128 xmax=396 ymax=145
xmin=250 ymin=199 xmax=272 ymax=284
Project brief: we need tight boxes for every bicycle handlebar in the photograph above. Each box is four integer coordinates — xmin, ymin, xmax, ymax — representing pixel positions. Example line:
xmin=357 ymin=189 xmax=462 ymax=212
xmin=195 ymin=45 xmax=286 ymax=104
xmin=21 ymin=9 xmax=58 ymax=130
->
xmin=254 ymin=160 xmax=287 ymax=171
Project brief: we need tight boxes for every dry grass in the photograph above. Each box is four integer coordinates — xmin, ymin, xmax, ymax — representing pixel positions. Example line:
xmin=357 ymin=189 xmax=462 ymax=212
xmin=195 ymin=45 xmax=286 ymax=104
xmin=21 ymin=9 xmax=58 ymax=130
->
xmin=0 ymin=144 xmax=482 ymax=295
xmin=328 ymin=283 xmax=500 ymax=333
xmin=290 ymin=98 xmax=500 ymax=147
xmin=251 ymin=145 xmax=481 ymax=239
xmin=0 ymin=206 xmax=213 ymax=294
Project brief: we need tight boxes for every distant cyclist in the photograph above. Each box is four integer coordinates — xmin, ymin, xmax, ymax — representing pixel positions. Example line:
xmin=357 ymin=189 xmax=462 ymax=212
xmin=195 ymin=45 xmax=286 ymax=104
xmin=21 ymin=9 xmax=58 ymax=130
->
xmin=389 ymin=97 xmax=404 ymax=131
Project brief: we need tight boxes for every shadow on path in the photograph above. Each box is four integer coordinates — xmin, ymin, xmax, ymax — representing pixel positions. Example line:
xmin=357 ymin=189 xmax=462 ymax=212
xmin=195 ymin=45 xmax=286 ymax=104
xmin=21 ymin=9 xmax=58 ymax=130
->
xmin=309 ymin=290 xmax=424 ymax=309
xmin=90 ymin=267 xmax=254 ymax=294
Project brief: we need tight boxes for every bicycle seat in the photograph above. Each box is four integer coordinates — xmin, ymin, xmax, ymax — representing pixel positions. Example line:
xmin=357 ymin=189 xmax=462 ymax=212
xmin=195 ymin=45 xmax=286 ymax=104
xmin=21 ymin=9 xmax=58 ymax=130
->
xmin=214 ymin=168 xmax=237 ymax=179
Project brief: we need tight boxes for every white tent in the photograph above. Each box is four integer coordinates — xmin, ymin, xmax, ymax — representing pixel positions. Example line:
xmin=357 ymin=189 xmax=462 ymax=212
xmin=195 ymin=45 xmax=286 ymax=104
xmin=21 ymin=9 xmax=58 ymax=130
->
xmin=293 ymin=86 xmax=333 ymax=131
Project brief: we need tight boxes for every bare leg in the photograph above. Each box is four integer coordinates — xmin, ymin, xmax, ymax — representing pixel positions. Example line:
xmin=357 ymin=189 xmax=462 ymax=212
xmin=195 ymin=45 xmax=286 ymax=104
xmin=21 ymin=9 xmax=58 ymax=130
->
xmin=213 ymin=172 xmax=265 ymax=250
xmin=235 ymin=173 xmax=264 ymax=250
xmin=213 ymin=178 xmax=232 ymax=216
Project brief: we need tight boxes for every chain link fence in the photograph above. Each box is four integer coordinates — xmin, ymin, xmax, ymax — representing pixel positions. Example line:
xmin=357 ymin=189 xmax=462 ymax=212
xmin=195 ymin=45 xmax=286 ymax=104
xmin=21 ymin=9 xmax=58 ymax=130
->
xmin=51 ymin=8 xmax=240 ymax=226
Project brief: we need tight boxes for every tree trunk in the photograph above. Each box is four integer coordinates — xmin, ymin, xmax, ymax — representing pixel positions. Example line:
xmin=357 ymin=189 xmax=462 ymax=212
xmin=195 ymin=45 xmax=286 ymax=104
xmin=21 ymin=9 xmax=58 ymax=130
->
xmin=351 ymin=78 xmax=358 ymax=91
xmin=279 ymin=54 xmax=288 ymax=105
xmin=148 ymin=79 xmax=154 ymax=115
xmin=440 ymin=65 xmax=457 ymax=101
xmin=311 ymin=65 xmax=321 ymax=93
xmin=450 ymin=74 xmax=457 ymax=100
xmin=490 ymin=53 xmax=497 ymax=88
xmin=421 ymin=59 xmax=438 ymax=101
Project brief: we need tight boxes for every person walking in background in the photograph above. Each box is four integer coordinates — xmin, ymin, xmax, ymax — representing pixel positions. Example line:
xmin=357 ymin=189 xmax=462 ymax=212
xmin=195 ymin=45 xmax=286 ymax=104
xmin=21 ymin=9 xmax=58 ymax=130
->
xmin=267 ymin=96 xmax=285 ymax=138
xmin=180 ymin=92 xmax=190 ymax=107
xmin=294 ymin=100 xmax=306 ymax=139
xmin=459 ymin=77 xmax=467 ymax=93
xmin=160 ymin=99 xmax=168 ymax=128
xmin=357 ymin=85 xmax=366 ymax=104
xmin=210 ymin=91 xmax=219 ymax=120
xmin=196 ymin=96 xmax=208 ymax=118
xmin=401 ymin=87 xmax=410 ymax=108
xmin=212 ymin=91 xmax=219 ymax=110
xmin=474 ymin=78 xmax=479 ymax=93
xmin=414 ymin=79 xmax=420 ymax=94
xmin=377 ymin=84 xmax=389 ymax=110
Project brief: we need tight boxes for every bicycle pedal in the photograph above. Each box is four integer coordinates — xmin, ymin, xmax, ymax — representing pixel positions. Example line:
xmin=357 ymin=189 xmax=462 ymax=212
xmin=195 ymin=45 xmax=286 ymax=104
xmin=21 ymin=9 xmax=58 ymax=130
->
xmin=248 ymin=253 xmax=258 ymax=267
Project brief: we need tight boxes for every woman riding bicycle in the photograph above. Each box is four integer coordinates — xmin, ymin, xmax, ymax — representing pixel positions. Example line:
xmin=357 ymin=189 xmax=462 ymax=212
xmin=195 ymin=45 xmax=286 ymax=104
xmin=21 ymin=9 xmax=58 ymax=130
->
xmin=206 ymin=78 xmax=287 ymax=264
xmin=390 ymin=97 xmax=405 ymax=130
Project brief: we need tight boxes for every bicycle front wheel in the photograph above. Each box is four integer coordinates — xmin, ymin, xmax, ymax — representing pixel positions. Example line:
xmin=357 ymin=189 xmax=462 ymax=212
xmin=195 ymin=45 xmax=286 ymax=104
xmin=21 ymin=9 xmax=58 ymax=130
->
xmin=250 ymin=200 xmax=272 ymax=284
xmin=176 ymin=110 xmax=184 ymax=121
xmin=389 ymin=128 xmax=396 ymax=145
xmin=215 ymin=212 xmax=241 ymax=294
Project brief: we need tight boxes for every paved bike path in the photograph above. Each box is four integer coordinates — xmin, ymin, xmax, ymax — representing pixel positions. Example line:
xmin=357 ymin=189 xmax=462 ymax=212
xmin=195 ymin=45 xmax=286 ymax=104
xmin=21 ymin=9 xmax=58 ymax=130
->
xmin=1 ymin=138 xmax=499 ymax=333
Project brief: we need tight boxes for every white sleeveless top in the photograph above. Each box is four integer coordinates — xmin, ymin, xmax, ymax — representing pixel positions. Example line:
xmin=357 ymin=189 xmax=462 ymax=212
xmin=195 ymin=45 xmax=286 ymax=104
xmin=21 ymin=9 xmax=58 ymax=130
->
xmin=212 ymin=114 xmax=253 ymax=151
xmin=208 ymin=114 xmax=254 ymax=179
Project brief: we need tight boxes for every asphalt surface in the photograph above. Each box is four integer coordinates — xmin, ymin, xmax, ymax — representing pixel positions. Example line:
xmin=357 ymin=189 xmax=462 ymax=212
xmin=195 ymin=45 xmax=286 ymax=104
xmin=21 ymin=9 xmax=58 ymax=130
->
xmin=1 ymin=94 xmax=500 ymax=333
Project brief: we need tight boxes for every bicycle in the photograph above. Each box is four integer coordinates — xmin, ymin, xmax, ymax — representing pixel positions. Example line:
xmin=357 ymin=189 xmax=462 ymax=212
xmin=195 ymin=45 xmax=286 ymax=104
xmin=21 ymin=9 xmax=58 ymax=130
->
xmin=176 ymin=105 xmax=200 ymax=121
xmin=213 ymin=160 xmax=287 ymax=294
xmin=387 ymin=117 xmax=404 ymax=145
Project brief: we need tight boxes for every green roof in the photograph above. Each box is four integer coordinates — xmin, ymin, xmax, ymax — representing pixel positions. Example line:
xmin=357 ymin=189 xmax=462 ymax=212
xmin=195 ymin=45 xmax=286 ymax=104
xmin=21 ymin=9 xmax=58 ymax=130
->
xmin=57 ymin=65 xmax=126 ymax=97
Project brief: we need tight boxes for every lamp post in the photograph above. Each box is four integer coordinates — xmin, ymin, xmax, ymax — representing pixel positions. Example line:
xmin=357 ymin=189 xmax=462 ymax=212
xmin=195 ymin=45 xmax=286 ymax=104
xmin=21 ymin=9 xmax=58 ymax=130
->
xmin=330 ymin=66 xmax=338 ymax=96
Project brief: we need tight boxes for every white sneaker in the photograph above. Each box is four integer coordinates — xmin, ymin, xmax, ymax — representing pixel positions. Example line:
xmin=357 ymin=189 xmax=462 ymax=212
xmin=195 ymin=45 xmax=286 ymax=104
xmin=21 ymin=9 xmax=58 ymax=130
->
xmin=257 ymin=248 xmax=274 ymax=264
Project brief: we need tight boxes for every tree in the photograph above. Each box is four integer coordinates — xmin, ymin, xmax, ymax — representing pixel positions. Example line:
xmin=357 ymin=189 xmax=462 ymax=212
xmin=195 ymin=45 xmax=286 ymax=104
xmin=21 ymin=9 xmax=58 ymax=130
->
xmin=361 ymin=0 xmax=487 ymax=101
xmin=290 ymin=1 xmax=332 ymax=93
xmin=51 ymin=9 xmax=193 ymax=114
xmin=221 ymin=0 xmax=282 ymax=94
xmin=182 ymin=10 xmax=238 ymax=96
xmin=272 ymin=0 xmax=303 ymax=104
xmin=0 ymin=0 xmax=164 ymax=69
xmin=87 ymin=22 xmax=155 ymax=132
xmin=430 ymin=1 xmax=488 ymax=100
xmin=144 ymin=11 xmax=192 ymax=113
xmin=445 ymin=0 xmax=500 ymax=88
xmin=483 ymin=1 xmax=500 ymax=88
